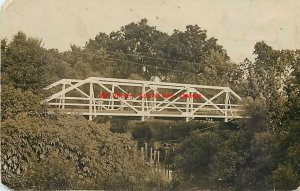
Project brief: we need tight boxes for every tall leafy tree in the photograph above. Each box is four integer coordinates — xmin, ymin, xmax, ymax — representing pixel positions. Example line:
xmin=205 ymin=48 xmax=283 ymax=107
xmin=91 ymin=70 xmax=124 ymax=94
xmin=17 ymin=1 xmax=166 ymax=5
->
xmin=85 ymin=19 xmax=234 ymax=84
xmin=86 ymin=19 xmax=169 ymax=79
xmin=1 ymin=32 xmax=47 ymax=94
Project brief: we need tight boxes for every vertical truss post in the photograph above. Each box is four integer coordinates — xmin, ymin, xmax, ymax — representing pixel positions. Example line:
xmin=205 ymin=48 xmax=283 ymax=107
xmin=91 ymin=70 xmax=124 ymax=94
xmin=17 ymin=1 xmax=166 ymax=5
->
xmin=228 ymin=97 xmax=233 ymax=117
xmin=89 ymin=83 xmax=94 ymax=121
xmin=186 ymin=89 xmax=191 ymax=122
xmin=190 ymin=90 xmax=194 ymax=119
xmin=59 ymin=83 xmax=66 ymax=109
xmin=153 ymin=85 xmax=157 ymax=111
xmin=142 ymin=84 xmax=145 ymax=121
xmin=189 ymin=91 xmax=195 ymax=119
xmin=224 ymin=90 xmax=229 ymax=122
xmin=110 ymin=85 xmax=115 ymax=110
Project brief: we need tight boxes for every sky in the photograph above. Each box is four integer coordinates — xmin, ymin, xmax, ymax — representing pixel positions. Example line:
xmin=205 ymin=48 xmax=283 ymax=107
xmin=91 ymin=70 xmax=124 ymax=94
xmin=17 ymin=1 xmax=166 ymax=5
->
xmin=1 ymin=0 xmax=299 ymax=63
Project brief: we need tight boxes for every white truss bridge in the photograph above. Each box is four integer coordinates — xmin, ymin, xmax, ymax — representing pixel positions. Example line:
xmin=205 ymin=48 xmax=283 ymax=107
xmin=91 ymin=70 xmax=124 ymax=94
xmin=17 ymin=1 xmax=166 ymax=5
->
xmin=43 ymin=77 xmax=244 ymax=122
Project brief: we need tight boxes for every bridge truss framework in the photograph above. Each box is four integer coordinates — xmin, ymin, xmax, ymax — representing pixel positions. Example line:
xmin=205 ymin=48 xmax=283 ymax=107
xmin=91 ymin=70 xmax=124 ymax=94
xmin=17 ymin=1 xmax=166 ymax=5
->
xmin=44 ymin=77 xmax=244 ymax=122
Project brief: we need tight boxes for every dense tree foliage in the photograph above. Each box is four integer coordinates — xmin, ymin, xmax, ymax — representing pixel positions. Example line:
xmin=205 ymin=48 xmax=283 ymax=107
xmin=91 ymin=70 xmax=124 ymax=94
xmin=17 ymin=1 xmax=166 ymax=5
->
xmin=1 ymin=31 xmax=166 ymax=190
xmin=85 ymin=19 xmax=234 ymax=85
xmin=171 ymin=42 xmax=300 ymax=190
xmin=1 ymin=112 xmax=160 ymax=189
xmin=1 ymin=32 xmax=48 ymax=94
xmin=1 ymin=19 xmax=299 ymax=190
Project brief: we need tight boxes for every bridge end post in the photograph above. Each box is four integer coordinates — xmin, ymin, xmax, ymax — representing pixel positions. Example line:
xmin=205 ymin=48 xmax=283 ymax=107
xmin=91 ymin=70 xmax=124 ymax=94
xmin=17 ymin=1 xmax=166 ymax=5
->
xmin=89 ymin=82 xmax=94 ymax=121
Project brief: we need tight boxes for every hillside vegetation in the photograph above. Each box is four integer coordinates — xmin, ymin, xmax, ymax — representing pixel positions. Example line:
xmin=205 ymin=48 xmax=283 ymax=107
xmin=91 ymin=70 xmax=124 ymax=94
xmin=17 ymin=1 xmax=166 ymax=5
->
xmin=1 ymin=19 xmax=299 ymax=190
